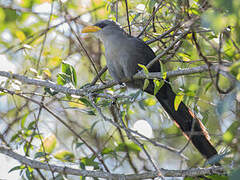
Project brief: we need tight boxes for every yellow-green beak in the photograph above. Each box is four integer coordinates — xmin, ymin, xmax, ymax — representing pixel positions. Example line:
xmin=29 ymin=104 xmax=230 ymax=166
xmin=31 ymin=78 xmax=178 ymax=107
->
xmin=81 ymin=25 xmax=102 ymax=33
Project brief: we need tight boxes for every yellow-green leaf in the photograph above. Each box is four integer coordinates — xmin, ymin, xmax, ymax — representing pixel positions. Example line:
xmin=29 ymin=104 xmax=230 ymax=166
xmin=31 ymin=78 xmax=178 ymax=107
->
xmin=41 ymin=134 xmax=57 ymax=154
xmin=174 ymin=92 xmax=184 ymax=111
xmin=144 ymin=97 xmax=156 ymax=106
xmin=16 ymin=31 xmax=26 ymax=41
xmin=138 ymin=64 xmax=149 ymax=75
xmin=53 ymin=150 xmax=75 ymax=162
xmin=143 ymin=79 xmax=149 ymax=90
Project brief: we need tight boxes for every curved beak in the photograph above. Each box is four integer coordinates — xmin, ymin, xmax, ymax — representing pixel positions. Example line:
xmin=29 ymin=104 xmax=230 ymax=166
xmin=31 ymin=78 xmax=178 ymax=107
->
xmin=81 ymin=25 xmax=102 ymax=33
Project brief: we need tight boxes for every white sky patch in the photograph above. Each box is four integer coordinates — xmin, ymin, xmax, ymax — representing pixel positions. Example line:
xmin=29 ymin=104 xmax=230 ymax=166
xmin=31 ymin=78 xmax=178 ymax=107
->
xmin=132 ymin=120 xmax=153 ymax=138
xmin=32 ymin=2 xmax=52 ymax=20
xmin=80 ymin=13 xmax=91 ymax=23
xmin=0 ymin=55 xmax=16 ymax=80
xmin=1 ymin=29 xmax=13 ymax=42
xmin=136 ymin=4 xmax=145 ymax=13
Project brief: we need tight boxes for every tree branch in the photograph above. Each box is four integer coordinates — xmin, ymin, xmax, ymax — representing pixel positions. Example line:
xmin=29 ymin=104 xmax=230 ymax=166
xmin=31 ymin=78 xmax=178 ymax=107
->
xmin=0 ymin=64 xmax=236 ymax=97
xmin=0 ymin=145 xmax=226 ymax=179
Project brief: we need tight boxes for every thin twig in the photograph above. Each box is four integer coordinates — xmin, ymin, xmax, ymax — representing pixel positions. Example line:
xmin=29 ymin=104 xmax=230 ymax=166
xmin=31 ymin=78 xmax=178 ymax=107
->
xmin=124 ymin=0 xmax=131 ymax=35
xmin=137 ymin=1 xmax=163 ymax=38
xmin=36 ymin=0 xmax=54 ymax=70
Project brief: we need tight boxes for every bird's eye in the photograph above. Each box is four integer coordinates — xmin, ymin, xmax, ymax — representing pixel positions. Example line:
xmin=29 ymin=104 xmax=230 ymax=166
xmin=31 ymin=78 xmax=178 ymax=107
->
xmin=96 ymin=22 xmax=107 ymax=29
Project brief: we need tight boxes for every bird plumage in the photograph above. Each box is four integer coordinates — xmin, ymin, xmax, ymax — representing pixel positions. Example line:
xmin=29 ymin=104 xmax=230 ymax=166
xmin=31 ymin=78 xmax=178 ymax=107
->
xmin=90 ymin=20 xmax=218 ymax=160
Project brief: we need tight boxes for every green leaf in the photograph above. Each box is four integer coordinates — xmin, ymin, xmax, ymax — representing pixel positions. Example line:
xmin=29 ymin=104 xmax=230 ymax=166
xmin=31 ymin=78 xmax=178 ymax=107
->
xmin=26 ymin=167 xmax=33 ymax=180
xmin=144 ymin=97 xmax=156 ymax=106
xmin=80 ymin=162 xmax=85 ymax=169
xmin=54 ymin=150 xmax=75 ymax=162
xmin=79 ymin=98 xmax=92 ymax=107
xmin=174 ymin=91 xmax=184 ymax=111
xmin=101 ymin=147 xmax=114 ymax=155
xmin=8 ymin=165 xmax=25 ymax=173
xmin=115 ymin=142 xmax=141 ymax=153
xmin=138 ymin=64 xmax=149 ymax=76
xmin=153 ymin=79 xmax=164 ymax=95
xmin=21 ymin=113 xmax=29 ymax=129
xmin=62 ymin=62 xmax=77 ymax=87
xmin=41 ymin=134 xmax=57 ymax=154
xmin=10 ymin=133 xmax=20 ymax=142
xmin=34 ymin=152 xmax=46 ymax=159
xmin=81 ymin=156 xmax=99 ymax=169
xmin=57 ymin=73 xmax=68 ymax=85
xmin=3 ymin=9 xmax=17 ymax=22
xmin=204 ymin=81 xmax=213 ymax=93
xmin=143 ymin=79 xmax=149 ymax=90
xmin=27 ymin=121 xmax=35 ymax=130
xmin=44 ymin=87 xmax=58 ymax=96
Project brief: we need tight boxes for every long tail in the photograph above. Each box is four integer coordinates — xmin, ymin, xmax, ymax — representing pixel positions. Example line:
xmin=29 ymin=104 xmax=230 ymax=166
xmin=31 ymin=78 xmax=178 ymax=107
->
xmin=145 ymin=82 xmax=218 ymax=159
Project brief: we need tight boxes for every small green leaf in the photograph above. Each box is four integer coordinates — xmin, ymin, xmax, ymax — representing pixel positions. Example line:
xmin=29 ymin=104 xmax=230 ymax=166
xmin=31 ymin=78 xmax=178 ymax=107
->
xmin=21 ymin=113 xmax=28 ymax=129
xmin=54 ymin=150 xmax=75 ymax=162
xmin=8 ymin=165 xmax=25 ymax=173
xmin=162 ymin=72 xmax=167 ymax=80
xmin=143 ymin=79 xmax=149 ymax=90
xmin=138 ymin=64 xmax=149 ymax=76
xmin=87 ymin=110 xmax=96 ymax=115
xmin=115 ymin=143 xmax=141 ymax=153
xmin=101 ymin=147 xmax=114 ymax=155
xmin=62 ymin=62 xmax=77 ymax=87
xmin=174 ymin=91 xmax=184 ymax=111
xmin=57 ymin=73 xmax=68 ymax=85
xmin=26 ymin=167 xmax=33 ymax=180
xmin=204 ymin=81 xmax=213 ymax=93
xmin=41 ymin=134 xmax=57 ymax=154
xmin=80 ymin=162 xmax=85 ymax=169
xmin=81 ymin=157 xmax=99 ymax=169
xmin=44 ymin=87 xmax=58 ymax=96
xmin=34 ymin=152 xmax=46 ymax=159
xmin=144 ymin=97 xmax=156 ymax=106
xmin=10 ymin=133 xmax=19 ymax=142
xmin=153 ymin=79 xmax=164 ymax=95
xmin=79 ymin=98 xmax=92 ymax=107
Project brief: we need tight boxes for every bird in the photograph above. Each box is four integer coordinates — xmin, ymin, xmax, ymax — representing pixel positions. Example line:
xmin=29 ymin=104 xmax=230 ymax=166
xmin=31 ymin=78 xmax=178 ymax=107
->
xmin=81 ymin=20 xmax=218 ymax=161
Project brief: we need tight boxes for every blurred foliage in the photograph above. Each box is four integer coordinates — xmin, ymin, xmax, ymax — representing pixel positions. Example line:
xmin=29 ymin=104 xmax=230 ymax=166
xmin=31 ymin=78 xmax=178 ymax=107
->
xmin=0 ymin=0 xmax=239 ymax=179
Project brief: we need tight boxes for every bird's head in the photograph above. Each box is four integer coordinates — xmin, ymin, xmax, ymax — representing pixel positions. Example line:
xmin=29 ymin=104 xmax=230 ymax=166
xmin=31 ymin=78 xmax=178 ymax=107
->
xmin=81 ymin=20 xmax=124 ymax=41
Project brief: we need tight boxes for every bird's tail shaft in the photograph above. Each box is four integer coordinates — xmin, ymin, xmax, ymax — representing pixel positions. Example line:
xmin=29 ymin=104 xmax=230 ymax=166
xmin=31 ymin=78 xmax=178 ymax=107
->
xmin=145 ymin=82 xmax=218 ymax=159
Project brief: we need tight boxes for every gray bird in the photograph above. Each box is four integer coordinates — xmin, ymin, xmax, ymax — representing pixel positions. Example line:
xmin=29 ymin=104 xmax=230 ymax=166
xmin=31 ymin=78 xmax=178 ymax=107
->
xmin=82 ymin=20 xmax=218 ymax=161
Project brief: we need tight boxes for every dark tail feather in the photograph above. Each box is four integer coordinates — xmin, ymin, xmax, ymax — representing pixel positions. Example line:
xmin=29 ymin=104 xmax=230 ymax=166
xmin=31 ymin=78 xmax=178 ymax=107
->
xmin=145 ymin=82 xmax=218 ymax=159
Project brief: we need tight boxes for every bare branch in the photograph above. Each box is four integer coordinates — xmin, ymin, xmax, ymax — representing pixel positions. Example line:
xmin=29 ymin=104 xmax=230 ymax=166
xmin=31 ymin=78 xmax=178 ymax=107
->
xmin=0 ymin=145 xmax=227 ymax=179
